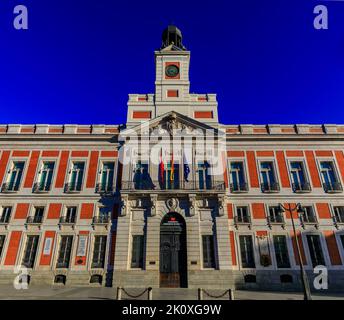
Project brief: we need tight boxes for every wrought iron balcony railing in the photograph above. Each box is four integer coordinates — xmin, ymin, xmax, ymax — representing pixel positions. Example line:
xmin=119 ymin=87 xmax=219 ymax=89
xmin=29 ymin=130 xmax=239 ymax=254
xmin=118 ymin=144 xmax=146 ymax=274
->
xmin=95 ymin=183 xmax=114 ymax=194
xmin=323 ymin=182 xmax=343 ymax=193
xmin=56 ymin=261 xmax=70 ymax=269
xmin=33 ymin=182 xmax=51 ymax=193
xmin=1 ymin=183 xmax=19 ymax=193
xmin=234 ymin=215 xmax=251 ymax=224
xmin=121 ymin=180 xmax=226 ymax=192
xmin=59 ymin=216 xmax=76 ymax=224
xmin=292 ymin=182 xmax=311 ymax=193
xmin=0 ymin=216 xmax=10 ymax=224
xmin=92 ymin=215 xmax=110 ymax=224
xmin=230 ymin=183 xmax=249 ymax=193
xmin=26 ymin=216 xmax=43 ymax=224
xmin=261 ymin=182 xmax=280 ymax=193
xmin=64 ymin=183 xmax=82 ymax=193
xmin=91 ymin=261 xmax=105 ymax=269
xmin=267 ymin=215 xmax=285 ymax=225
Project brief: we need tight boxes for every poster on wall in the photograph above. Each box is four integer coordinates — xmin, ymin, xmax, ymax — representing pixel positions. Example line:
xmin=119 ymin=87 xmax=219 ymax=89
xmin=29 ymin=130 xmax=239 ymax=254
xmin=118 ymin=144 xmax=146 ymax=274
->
xmin=77 ymin=235 xmax=88 ymax=257
xmin=43 ymin=238 xmax=53 ymax=256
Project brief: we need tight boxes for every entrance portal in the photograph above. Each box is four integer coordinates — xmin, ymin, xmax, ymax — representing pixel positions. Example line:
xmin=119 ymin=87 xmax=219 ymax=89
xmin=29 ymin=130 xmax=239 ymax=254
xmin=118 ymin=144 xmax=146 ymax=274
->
xmin=160 ymin=213 xmax=187 ymax=288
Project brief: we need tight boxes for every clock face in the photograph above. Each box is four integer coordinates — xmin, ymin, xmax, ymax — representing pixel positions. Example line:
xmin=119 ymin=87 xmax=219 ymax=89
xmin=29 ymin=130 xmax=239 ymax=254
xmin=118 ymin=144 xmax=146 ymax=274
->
xmin=165 ymin=64 xmax=180 ymax=77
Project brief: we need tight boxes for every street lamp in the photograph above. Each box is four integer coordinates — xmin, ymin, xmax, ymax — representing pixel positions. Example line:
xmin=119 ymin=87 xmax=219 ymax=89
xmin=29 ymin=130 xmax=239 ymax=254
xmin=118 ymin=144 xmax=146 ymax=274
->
xmin=278 ymin=203 xmax=312 ymax=300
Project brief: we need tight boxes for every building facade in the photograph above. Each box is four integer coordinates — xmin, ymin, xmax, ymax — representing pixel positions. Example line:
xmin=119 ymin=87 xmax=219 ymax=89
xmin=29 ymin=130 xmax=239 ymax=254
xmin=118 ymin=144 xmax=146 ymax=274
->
xmin=0 ymin=26 xmax=344 ymax=291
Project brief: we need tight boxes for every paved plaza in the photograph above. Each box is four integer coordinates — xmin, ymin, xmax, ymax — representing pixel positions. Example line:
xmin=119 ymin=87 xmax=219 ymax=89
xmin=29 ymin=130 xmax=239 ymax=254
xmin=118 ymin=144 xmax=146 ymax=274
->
xmin=0 ymin=285 xmax=343 ymax=300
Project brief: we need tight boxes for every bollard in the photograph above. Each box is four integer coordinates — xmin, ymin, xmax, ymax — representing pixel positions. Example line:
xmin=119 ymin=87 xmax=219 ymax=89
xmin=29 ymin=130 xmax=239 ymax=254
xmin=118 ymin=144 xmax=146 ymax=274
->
xmin=229 ymin=289 xmax=234 ymax=301
xmin=117 ymin=287 xmax=122 ymax=300
xmin=198 ymin=288 xmax=203 ymax=300
xmin=148 ymin=287 xmax=153 ymax=300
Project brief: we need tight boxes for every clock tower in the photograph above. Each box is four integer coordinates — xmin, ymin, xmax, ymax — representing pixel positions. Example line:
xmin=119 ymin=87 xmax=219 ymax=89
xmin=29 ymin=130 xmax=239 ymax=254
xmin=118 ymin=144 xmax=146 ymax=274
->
xmin=126 ymin=25 xmax=219 ymax=127
xmin=154 ymin=25 xmax=191 ymax=115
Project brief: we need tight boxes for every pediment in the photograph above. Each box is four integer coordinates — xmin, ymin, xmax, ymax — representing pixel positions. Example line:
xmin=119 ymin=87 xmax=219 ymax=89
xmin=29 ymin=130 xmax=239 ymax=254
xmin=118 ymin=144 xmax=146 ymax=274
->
xmin=120 ymin=111 xmax=222 ymax=139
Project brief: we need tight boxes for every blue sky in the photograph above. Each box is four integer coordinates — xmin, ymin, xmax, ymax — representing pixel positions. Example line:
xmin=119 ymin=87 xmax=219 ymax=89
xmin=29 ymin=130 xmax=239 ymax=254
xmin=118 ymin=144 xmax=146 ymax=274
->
xmin=0 ymin=0 xmax=343 ymax=125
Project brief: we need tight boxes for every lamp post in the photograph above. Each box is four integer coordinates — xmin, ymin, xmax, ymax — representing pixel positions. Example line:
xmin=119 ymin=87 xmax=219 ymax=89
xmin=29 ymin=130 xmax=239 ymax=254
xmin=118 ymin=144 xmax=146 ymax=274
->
xmin=279 ymin=203 xmax=312 ymax=300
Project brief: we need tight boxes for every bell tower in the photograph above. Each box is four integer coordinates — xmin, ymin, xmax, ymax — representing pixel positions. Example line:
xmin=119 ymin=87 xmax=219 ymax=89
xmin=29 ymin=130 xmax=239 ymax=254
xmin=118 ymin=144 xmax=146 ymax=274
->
xmin=154 ymin=25 xmax=191 ymax=115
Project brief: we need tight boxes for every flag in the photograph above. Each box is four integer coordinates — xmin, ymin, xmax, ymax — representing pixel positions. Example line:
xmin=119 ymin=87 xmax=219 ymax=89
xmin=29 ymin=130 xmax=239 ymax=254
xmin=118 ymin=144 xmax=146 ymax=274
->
xmin=159 ymin=148 xmax=164 ymax=184
xmin=170 ymin=152 xmax=174 ymax=182
xmin=183 ymin=152 xmax=190 ymax=182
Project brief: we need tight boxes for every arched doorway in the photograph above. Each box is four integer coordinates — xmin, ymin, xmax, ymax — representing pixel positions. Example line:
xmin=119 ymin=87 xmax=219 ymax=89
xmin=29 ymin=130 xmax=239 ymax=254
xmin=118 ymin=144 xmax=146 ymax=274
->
xmin=160 ymin=212 xmax=187 ymax=288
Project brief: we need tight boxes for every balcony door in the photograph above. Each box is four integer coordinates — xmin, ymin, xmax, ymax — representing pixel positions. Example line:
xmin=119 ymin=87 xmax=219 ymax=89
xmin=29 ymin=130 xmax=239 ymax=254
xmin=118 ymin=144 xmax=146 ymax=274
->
xmin=160 ymin=213 xmax=187 ymax=288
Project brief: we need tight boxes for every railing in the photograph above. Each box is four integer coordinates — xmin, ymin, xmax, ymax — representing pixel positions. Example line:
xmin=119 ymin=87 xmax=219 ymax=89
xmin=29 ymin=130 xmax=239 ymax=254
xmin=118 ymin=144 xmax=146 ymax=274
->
xmin=230 ymin=183 xmax=248 ymax=193
xmin=59 ymin=216 xmax=76 ymax=224
xmin=26 ymin=216 xmax=43 ymax=224
xmin=92 ymin=215 xmax=110 ymax=224
xmin=234 ymin=215 xmax=251 ymax=225
xmin=33 ymin=182 xmax=51 ymax=193
xmin=56 ymin=261 xmax=70 ymax=268
xmin=0 ymin=216 xmax=10 ymax=224
xmin=64 ymin=183 xmax=82 ymax=193
xmin=261 ymin=182 xmax=280 ymax=193
xmin=323 ymin=182 xmax=343 ymax=193
xmin=121 ymin=180 xmax=226 ymax=191
xmin=95 ymin=183 xmax=113 ymax=194
xmin=267 ymin=215 xmax=285 ymax=228
xmin=292 ymin=182 xmax=311 ymax=193
xmin=1 ymin=183 xmax=19 ymax=193
xmin=91 ymin=261 xmax=105 ymax=269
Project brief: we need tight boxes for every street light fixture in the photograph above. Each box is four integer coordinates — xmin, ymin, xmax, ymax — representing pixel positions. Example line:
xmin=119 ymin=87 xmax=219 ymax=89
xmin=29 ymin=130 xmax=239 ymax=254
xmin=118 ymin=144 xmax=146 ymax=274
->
xmin=278 ymin=203 xmax=312 ymax=300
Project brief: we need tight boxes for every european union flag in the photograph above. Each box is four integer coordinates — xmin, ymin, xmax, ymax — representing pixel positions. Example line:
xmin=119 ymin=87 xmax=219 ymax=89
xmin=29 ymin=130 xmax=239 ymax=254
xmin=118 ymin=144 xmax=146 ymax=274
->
xmin=183 ymin=154 xmax=190 ymax=182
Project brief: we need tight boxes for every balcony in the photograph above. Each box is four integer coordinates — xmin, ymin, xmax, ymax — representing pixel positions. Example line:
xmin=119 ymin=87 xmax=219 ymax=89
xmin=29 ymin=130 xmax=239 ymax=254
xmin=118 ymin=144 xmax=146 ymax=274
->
xmin=0 ymin=216 xmax=10 ymax=225
xmin=261 ymin=182 xmax=280 ymax=193
xmin=267 ymin=215 xmax=285 ymax=228
xmin=300 ymin=214 xmax=318 ymax=229
xmin=56 ymin=261 xmax=70 ymax=269
xmin=230 ymin=183 xmax=249 ymax=193
xmin=95 ymin=183 xmax=114 ymax=194
xmin=121 ymin=180 xmax=226 ymax=193
xmin=292 ymin=182 xmax=311 ymax=193
xmin=92 ymin=215 xmax=110 ymax=225
xmin=33 ymin=182 xmax=51 ymax=193
xmin=59 ymin=216 xmax=76 ymax=225
xmin=234 ymin=215 xmax=251 ymax=229
xmin=64 ymin=183 xmax=82 ymax=193
xmin=26 ymin=216 xmax=43 ymax=225
xmin=323 ymin=182 xmax=343 ymax=193
xmin=1 ymin=183 xmax=19 ymax=193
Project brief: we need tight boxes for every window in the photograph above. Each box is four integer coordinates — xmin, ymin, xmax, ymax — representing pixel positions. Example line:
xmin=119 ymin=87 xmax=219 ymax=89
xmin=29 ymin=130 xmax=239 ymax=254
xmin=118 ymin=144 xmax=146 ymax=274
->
xmin=133 ymin=161 xmax=154 ymax=190
xmin=28 ymin=207 xmax=44 ymax=224
xmin=61 ymin=207 xmax=77 ymax=224
xmin=0 ymin=207 xmax=12 ymax=223
xmin=239 ymin=235 xmax=255 ymax=268
xmin=236 ymin=206 xmax=250 ymax=223
xmin=5 ymin=161 xmax=25 ymax=191
xmin=98 ymin=162 xmax=115 ymax=192
xmin=22 ymin=235 xmax=39 ymax=268
xmin=36 ymin=162 xmax=55 ymax=191
xmin=340 ymin=235 xmax=344 ymax=250
xmin=56 ymin=236 xmax=73 ymax=268
xmin=260 ymin=162 xmax=279 ymax=192
xmin=202 ymin=235 xmax=216 ymax=268
xmin=301 ymin=206 xmax=317 ymax=224
xmin=0 ymin=235 xmax=5 ymax=259
xmin=273 ymin=235 xmax=291 ymax=268
xmin=230 ymin=162 xmax=247 ymax=192
xmin=68 ymin=162 xmax=85 ymax=191
xmin=320 ymin=161 xmax=342 ymax=192
xmin=306 ymin=235 xmax=325 ymax=267
xmin=198 ymin=161 xmax=212 ymax=190
xmin=333 ymin=206 xmax=344 ymax=224
xmin=131 ymin=235 xmax=144 ymax=268
xmin=92 ymin=236 xmax=107 ymax=268
xmin=268 ymin=206 xmax=284 ymax=224
xmin=290 ymin=161 xmax=310 ymax=192
xmin=94 ymin=207 xmax=110 ymax=224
